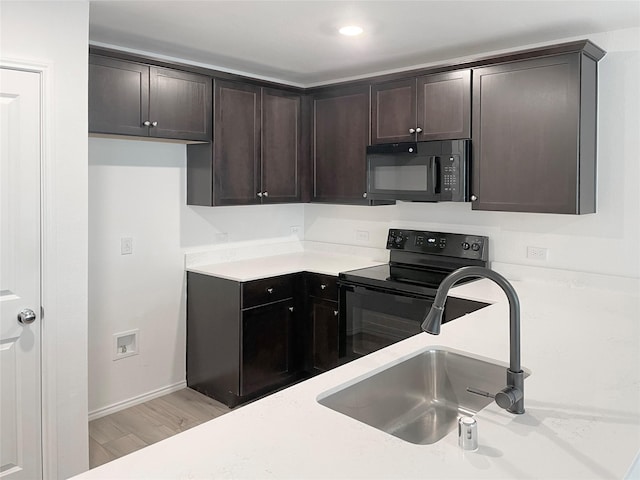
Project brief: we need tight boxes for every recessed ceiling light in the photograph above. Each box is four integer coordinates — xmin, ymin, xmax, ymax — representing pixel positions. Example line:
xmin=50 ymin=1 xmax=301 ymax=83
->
xmin=339 ymin=25 xmax=363 ymax=36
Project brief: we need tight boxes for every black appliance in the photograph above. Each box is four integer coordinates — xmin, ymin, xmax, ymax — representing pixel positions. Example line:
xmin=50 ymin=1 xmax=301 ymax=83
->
xmin=338 ymin=229 xmax=489 ymax=362
xmin=366 ymin=140 xmax=470 ymax=203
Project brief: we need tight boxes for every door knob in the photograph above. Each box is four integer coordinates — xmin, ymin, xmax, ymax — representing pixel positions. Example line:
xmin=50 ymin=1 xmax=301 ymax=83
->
xmin=17 ymin=308 xmax=37 ymax=325
xmin=257 ymin=192 xmax=263 ymax=197
xmin=143 ymin=121 xmax=151 ymax=126
xmin=416 ymin=127 xmax=423 ymax=133
xmin=151 ymin=121 xmax=158 ymax=127
xmin=263 ymin=191 xmax=268 ymax=197
xmin=408 ymin=128 xmax=416 ymax=134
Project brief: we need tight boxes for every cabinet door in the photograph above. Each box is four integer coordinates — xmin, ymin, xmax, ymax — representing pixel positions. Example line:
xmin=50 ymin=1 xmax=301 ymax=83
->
xmin=472 ymin=54 xmax=582 ymax=213
xmin=417 ymin=70 xmax=471 ymax=140
xmin=309 ymin=298 xmax=340 ymax=372
xmin=214 ymin=80 xmax=261 ymax=205
xmin=149 ymin=67 xmax=212 ymax=141
xmin=241 ymin=300 xmax=295 ymax=396
xmin=371 ymin=78 xmax=416 ymax=144
xmin=312 ymin=86 xmax=370 ymax=203
xmin=89 ymin=55 xmax=149 ymax=136
xmin=261 ymin=88 xmax=301 ymax=203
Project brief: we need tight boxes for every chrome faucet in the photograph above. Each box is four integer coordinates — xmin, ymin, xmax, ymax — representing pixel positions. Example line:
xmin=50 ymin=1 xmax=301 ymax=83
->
xmin=422 ymin=266 xmax=525 ymax=414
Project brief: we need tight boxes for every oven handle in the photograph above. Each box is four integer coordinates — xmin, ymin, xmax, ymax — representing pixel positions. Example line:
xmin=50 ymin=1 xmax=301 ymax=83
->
xmin=338 ymin=281 xmax=435 ymax=302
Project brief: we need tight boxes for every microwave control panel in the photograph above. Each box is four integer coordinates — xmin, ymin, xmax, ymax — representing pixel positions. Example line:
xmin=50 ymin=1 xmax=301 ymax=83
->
xmin=386 ymin=229 xmax=488 ymax=261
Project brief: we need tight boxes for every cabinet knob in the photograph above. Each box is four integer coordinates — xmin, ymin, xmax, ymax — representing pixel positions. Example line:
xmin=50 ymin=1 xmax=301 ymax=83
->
xmin=143 ymin=121 xmax=151 ymax=127
xmin=320 ymin=284 xmax=327 ymax=290
xmin=266 ymin=288 xmax=274 ymax=294
xmin=415 ymin=127 xmax=423 ymax=133
xmin=408 ymin=128 xmax=415 ymax=134
xmin=362 ymin=192 xmax=367 ymax=198
xmin=470 ymin=195 xmax=478 ymax=201
xmin=263 ymin=191 xmax=268 ymax=197
xmin=257 ymin=192 xmax=263 ymax=197
xmin=289 ymin=306 xmax=294 ymax=312
xmin=333 ymin=310 xmax=339 ymax=316
xmin=151 ymin=121 xmax=158 ymax=127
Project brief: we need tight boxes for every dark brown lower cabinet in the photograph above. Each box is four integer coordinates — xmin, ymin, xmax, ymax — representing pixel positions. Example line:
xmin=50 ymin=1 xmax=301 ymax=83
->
xmin=241 ymin=299 xmax=295 ymax=396
xmin=186 ymin=272 xmax=302 ymax=407
xmin=308 ymin=297 xmax=340 ymax=373
xmin=187 ymin=271 xmax=341 ymax=407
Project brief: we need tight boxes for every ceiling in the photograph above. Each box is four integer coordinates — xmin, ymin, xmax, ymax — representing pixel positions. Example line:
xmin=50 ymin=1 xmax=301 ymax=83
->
xmin=89 ymin=1 xmax=640 ymax=86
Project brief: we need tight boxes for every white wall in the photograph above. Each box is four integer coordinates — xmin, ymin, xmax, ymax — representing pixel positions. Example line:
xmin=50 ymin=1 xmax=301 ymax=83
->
xmin=88 ymin=138 xmax=303 ymax=413
xmin=306 ymin=27 xmax=640 ymax=280
xmin=0 ymin=2 xmax=90 ymax=478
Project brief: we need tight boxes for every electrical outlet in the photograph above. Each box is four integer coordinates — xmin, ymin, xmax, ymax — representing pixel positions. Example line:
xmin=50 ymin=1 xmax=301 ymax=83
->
xmin=527 ymin=246 xmax=548 ymax=261
xmin=356 ymin=230 xmax=369 ymax=242
xmin=120 ymin=237 xmax=133 ymax=255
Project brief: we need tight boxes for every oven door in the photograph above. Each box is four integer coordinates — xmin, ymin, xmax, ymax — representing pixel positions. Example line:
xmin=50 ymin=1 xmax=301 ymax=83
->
xmin=338 ymin=282 xmax=490 ymax=362
xmin=339 ymin=284 xmax=433 ymax=361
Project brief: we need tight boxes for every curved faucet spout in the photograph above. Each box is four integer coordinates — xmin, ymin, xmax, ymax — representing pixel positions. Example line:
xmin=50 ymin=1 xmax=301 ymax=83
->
xmin=421 ymin=266 xmax=525 ymax=414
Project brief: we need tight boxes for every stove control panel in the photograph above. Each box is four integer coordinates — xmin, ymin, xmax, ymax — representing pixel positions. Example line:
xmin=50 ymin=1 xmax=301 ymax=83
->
xmin=386 ymin=229 xmax=488 ymax=261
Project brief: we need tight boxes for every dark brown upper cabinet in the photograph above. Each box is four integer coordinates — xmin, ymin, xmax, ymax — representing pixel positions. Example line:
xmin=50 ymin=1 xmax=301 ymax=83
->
xmin=312 ymin=85 xmax=370 ymax=204
xmin=261 ymin=88 xmax=302 ymax=203
xmin=471 ymin=52 xmax=601 ymax=214
xmin=89 ymin=55 xmax=212 ymax=142
xmin=188 ymin=80 xmax=302 ymax=206
xmin=371 ymin=70 xmax=471 ymax=144
xmin=213 ymin=80 xmax=262 ymax=205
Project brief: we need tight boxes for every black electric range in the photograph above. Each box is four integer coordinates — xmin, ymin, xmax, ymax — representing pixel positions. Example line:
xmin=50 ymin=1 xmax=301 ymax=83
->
xmin=337 ymin=229 xmax=490 ymax=360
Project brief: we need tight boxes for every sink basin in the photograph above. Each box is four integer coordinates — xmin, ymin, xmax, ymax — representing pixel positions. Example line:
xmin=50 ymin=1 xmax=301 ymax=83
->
xmin=318 ymin=348 xmax=528 ymax=445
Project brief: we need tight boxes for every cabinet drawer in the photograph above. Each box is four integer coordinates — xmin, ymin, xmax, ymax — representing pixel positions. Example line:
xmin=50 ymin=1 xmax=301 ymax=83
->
xmin=242 ymin=275 xmax=294 ymax=308
xmin=307 ymin=274 xmax=337 ymax=300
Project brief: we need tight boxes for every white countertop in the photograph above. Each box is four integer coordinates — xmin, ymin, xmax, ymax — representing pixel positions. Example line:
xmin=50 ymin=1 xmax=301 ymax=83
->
xmin=75 ymin=269 xmax=640 ymax=479
xmin=186 ymin=250 xmax=386 ymax=281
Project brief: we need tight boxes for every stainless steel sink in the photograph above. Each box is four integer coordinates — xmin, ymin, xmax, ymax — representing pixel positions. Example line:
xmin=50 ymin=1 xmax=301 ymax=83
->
xmin=318 ymin=348 xmax=528 ymax=445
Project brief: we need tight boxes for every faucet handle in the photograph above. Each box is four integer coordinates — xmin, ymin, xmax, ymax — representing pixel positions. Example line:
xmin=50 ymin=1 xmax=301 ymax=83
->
xmin=495 ymin=386 xmax=523 ymax=410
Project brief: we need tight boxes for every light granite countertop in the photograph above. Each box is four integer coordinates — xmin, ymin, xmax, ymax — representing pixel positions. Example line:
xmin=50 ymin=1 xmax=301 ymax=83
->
xmin=74 ymin=265 xmax=640 ymax=479
xmin=186 ymin=250 xmax=386 ymax=281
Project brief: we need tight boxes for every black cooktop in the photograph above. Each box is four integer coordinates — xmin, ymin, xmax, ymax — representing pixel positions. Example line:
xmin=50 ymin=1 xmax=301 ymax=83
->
xmin=339 ymin=229 xmax=489 ymax=297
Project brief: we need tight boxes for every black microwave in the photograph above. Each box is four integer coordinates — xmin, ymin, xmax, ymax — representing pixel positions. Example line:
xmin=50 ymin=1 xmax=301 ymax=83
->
xmin=366 ymin=140 xmax=470 ymax=202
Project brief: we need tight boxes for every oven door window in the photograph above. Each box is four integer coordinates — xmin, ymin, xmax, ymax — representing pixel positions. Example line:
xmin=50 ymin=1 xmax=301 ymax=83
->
xmin=343 ymin=286 xmax=432 ymax=358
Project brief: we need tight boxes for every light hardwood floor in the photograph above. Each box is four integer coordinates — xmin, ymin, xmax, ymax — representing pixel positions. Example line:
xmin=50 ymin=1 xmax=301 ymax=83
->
xmin=89 ymin=388 xmax=230 ymax=469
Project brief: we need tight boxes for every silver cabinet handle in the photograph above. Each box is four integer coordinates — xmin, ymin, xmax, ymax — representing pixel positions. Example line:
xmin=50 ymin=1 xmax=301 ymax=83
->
xmin=362 ymin=192 xmax=367 ymax=198
xmin=289 ymin=307 xmax=294 ymax=312
xmin=266 ymin=288 xmax=274 ymax=294
xmin=143 ymin=121 xmax=151 ymax=126
xmin=151 ymin=121 xmax=158 ymax=127
xmin=333 ymin=310 xmax=339 ymax=316
xmin=18 ymin=308 xmax=37 ymax=325
xmin=416 ymin=127 xmax=423 ymax=133
xmin=263 ymin=191 xmax=268 ymax=197
xmin=409 ymin=128 xmax=415 ymax=134
xmin=471 ymin=195 xmax=478 ymax=201
xmin=320 ymin=284 xmax=327 ymax=290
xmin=257 ymin=192 xmax=263 ymax=197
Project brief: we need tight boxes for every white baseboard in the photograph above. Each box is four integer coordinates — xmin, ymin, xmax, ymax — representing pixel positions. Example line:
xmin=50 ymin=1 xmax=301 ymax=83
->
xmin=88 ymin=381 xmax=187 ymax=422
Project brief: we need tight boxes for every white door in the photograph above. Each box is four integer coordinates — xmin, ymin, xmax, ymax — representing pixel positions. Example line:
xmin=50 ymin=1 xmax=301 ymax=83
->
xmin=0 ymin=67 xmax=42 ymax=479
